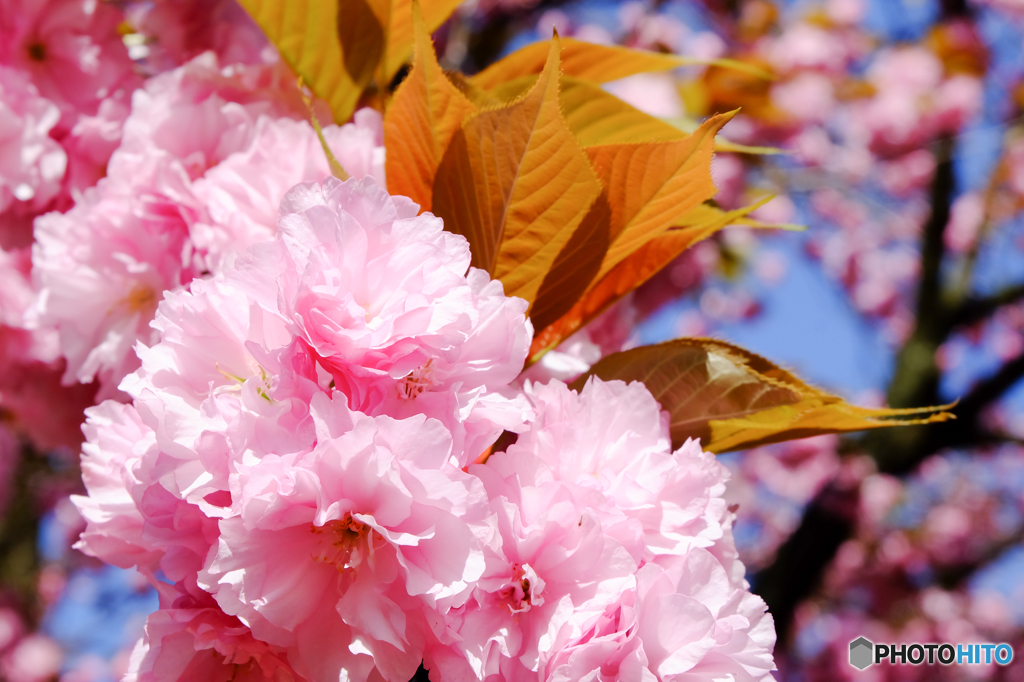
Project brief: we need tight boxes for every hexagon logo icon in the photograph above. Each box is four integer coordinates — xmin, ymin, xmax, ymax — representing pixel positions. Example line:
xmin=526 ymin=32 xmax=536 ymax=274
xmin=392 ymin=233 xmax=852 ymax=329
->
xmin=850 ymin=637 xmax=874 ymax=670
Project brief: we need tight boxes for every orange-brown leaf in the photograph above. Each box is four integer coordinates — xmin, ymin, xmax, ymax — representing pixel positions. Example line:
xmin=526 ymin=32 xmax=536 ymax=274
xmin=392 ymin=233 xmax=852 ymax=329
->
xmin=384 ymin=2 xmax=476 ymax=210
xmin=240 ymin=0 xmax=463 ymax=123
xmin=664 ymin=117 xmax=788 ymax=155
xmin=431 ymin=38 xmax=602 ymax=307
xmin=382 ymin=0 xmax=464 ymax=85
xmin=474 ymin=74 xmax=688 ymax=147
xmin=588 ymin=112 xmax=735 ymax=280
xmin=529 ymin=193 xmax=611 ymax=333
xmin=238 ymin=0 xmax=372 ymax=123
xmin=560 ymin=77 xmax=686 ymax=147
xmin=340 ymin=0 xmax=389 ymax=93
xmin=529 ymin=200 xmax=771 ymax=359
xmin=572 ymin=338 xmax=954 ymax=452
xmin=472 ymin=37 xmax=771 ymax=90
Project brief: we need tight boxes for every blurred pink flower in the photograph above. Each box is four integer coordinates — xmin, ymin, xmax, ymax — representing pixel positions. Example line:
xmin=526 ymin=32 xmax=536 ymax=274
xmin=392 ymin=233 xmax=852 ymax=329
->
xmin=0 ymin=0 xmax=139 ymax=131
xmin=826 ymin=0 xmax=866 ymax=25
xmin=0 ymin=244 xmax=96 ymax=450
xmin=603 ymin=73 xmax=684 ymax=118
xmin=879 ymin=150 xmax=936 ymax=197
xmin=1 ymin=634 xmax=62 ymax=682
xmin=710 ymin=153 xmax=745 ymax=208
xmin=61 ymin=90 xmax=130 ymax=197
xmin=0 ymin=65 xmax=66 ymax=221
xmin=766 ymin=23 xmax=853 ymax=75
xmin=773 ymin=72 xmax=837 ymax=124
xmin=32 ymin=166 xmax=199 ymax=395
xmin=124 ymin=0 xmax=271 ymax=72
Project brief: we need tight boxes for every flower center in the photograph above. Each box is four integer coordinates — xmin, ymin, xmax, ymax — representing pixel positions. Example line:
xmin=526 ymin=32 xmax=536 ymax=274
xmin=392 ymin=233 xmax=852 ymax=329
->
xmin=397 ymin=359 xmax=435 ymax=400
xmin=499 ymin=563 xmax=545 ymax=613
xmin=27 ymin=42 xmax=45 ymax=62
xmin=124 ymin=284 xmax=158 ymax=314
xmin=311 ymin=513 xmax=375 ymax=571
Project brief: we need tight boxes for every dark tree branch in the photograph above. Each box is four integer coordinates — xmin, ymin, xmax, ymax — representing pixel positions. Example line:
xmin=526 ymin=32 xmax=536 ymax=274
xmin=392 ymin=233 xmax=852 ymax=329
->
xmin=936 ymin=527 xmax=1024 ymax=590
xmin=940 ymin=0 xmax=974 ymax=18
xmin=880 ymin=345 xmax=1024 ymax=461
xmin=0 ymin=438 xmax=45 ymax=625
xmin=954 ymin=282 xmax=1024 ymax=329
xmin=866 ymin=136 xmax=957 ymax=474
xmin=756 ymin=138 xmax=960 ymax=646
xmin=953 ymin=349 xmax=1024 ymax=426
xmin=753 ymin=482 xmax=858 ymax=646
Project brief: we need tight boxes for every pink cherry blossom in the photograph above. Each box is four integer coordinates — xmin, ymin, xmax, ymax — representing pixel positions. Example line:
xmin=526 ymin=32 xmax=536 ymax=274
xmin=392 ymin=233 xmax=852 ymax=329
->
xmin=126 ymin=582 xmax=305 ymax=682
xmin=545 ymin=542 xmax=776 ymax=682
xmin=200 ymin=395 xmax=492 ymax=682
xmin=232 ymin=176 xmax=532 ymax=459
xmin=1 ymin=634 xmax=62 ymax=682
xmin=190 ymin=109 xmax=386 ymax=269
xmin=73 ymin=397 xmax=220 ymax=587
xmin=75 ymin=174 xmax=533 ymax=601
xmin=0 ymin=65 xmax=66 ymax=229
xmin=442 ymin=466 xmax=636 ymax=679
xmin=509 ymin=379 xmax=729 ymax=560
xmin=111 ymin=54 xmax=306 ymax=182
xmin=121 ymin=274 xmax=322 ymax=514
xmin=0 ymin=0 xmax=139 ymax=131
xmin=31 ymin=166 xmax=199 ymax=395
xmin=0 ymin=244 xmax=97 ymax=450
xmin=61 ymin=90 xmax=131 ymax=197
xmin=73 ymin=400 xmax=162 ymax=572
xmin=33 ymin=54 xmax=389 ymax=395
xmin=67 ymin=172 xmax=776 ymax=682
xmin=442 ymin=377 xmax=772 ymax=680
xmin=124 ymin=0 xmax=271 ymax=72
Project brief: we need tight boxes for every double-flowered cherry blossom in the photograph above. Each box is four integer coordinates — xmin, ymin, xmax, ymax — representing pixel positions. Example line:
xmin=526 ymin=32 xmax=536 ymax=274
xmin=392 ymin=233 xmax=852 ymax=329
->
xmin=0 ymin=65 xmax=65 ymax=228
xmin=0 ymin=0 xmax=138 ymax=132
xmin=74 ymin=176 xmax=775 ymax=681
xmin=32 ymin=54 xmax=386 ymax=396
xmin=437 ymin=378 xmax=773 ymax=681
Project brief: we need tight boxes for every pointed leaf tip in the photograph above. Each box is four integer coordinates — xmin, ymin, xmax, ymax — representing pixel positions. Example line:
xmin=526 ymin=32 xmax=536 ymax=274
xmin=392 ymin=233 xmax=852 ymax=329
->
xmin=384 ymin=0 xmax=476 ymax=209
xmin=572 ymin=338 xmax=955 ymax=453
xmin=472 ymin=38 xmax=774 ymax=91
xmin=431 ymin=34 xmax=602 ymax=308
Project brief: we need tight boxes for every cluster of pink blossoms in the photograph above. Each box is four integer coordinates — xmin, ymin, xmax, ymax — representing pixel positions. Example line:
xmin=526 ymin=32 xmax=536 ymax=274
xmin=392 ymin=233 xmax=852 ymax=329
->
xmin=0 ymin=0 xmax=375 ymax=448
xmin=73 ymin=177 xmax=776 ymax=682
xmin=31 ymin=53 xmax=385 ymax=399
xmin=0 ymin=0 xmax=144 ymax=449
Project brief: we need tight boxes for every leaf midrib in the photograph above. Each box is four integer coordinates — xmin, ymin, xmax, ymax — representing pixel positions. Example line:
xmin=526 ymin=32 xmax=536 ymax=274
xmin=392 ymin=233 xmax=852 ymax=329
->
xmin=489 ymin=76 xmax=550 ymax=275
